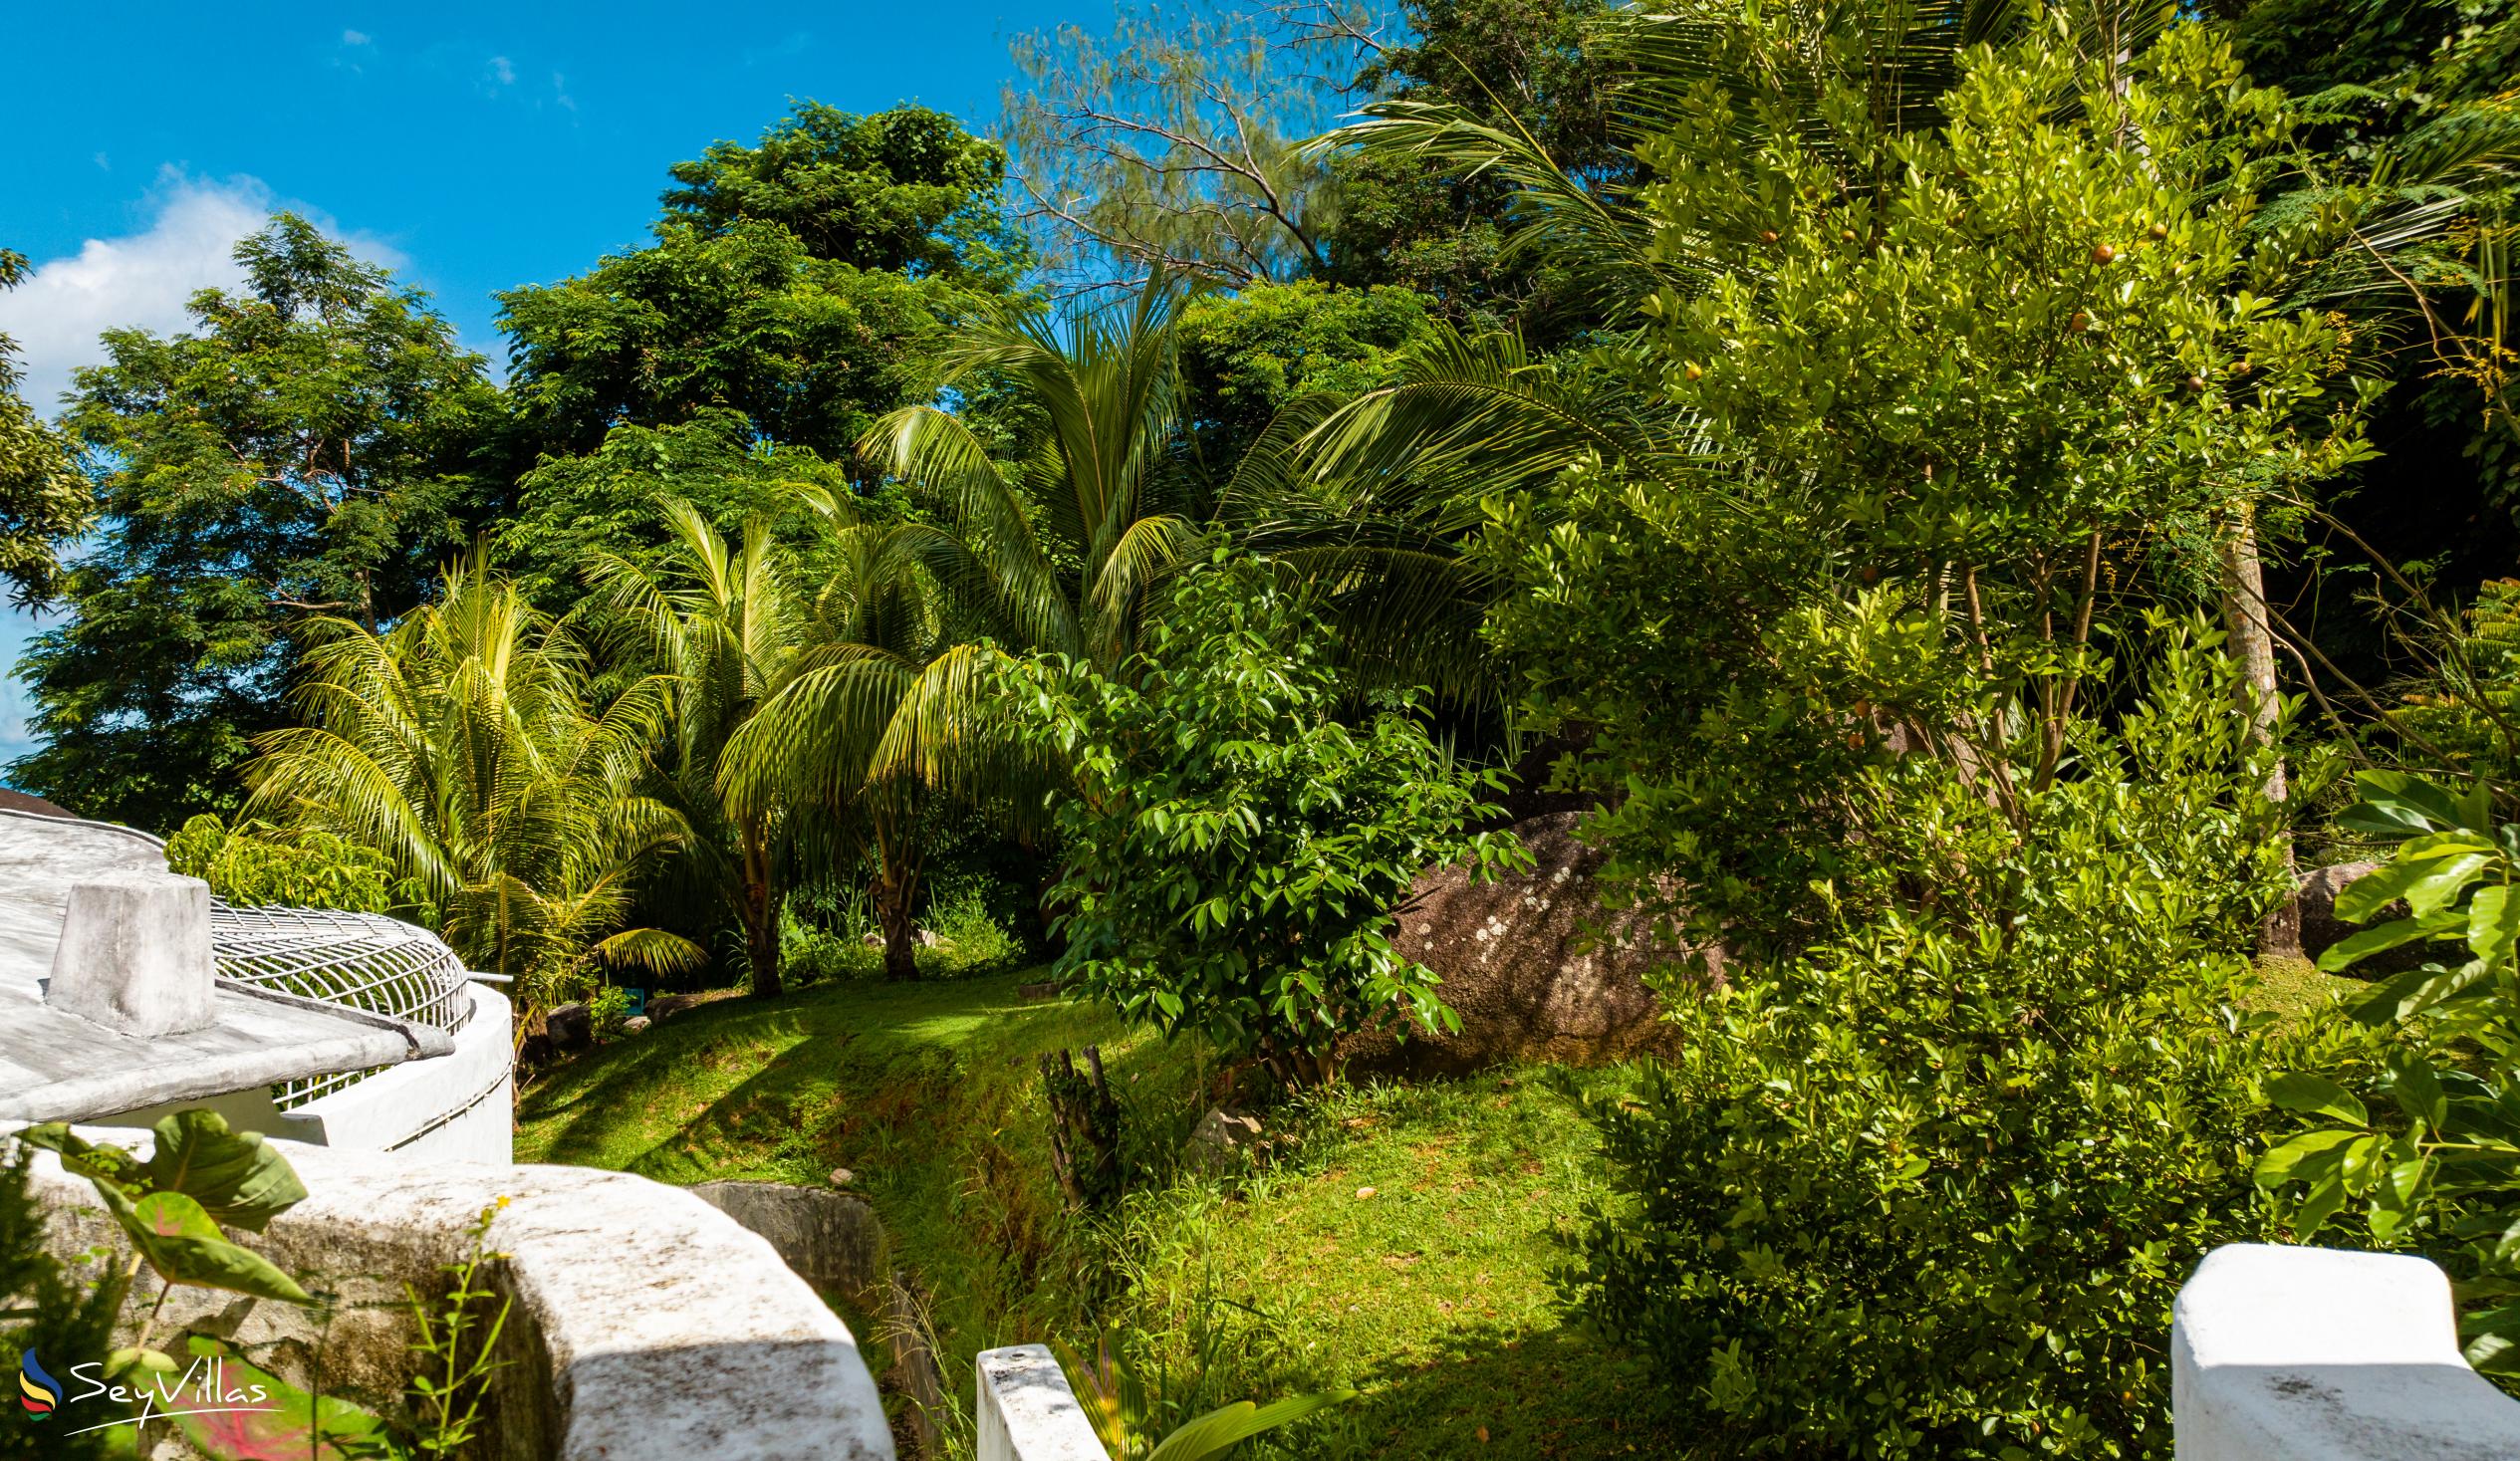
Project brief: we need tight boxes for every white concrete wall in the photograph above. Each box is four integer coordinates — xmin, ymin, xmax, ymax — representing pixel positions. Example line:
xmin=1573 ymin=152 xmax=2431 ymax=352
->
xmin=2173 ymin=1243 xmax=2520 ymax=1459
xmin=278 ymin=980 xmax=514 ymax=1163
xmin=976 ymin=1344 xmax=1112 ymax=1461
xmin=27 ymin=1131 xmax=893 ymax=1461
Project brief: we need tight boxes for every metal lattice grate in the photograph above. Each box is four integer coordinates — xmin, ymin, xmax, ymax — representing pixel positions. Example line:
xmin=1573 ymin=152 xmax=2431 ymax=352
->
xmin=210 ymin=902 xmax=474 ymax=1106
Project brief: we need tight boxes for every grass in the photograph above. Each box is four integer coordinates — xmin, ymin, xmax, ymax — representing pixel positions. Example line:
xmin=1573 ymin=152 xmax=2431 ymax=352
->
xmin=512 ymin=972 xmax=1678 ymax=1459
xmin=2244 ymin=953 xmax=2370 ymax=1023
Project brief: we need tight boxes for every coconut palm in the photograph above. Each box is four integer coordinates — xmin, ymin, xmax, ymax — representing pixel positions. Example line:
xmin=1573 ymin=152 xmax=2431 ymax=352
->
xmin=718 ymin=519 xmax=1044 ymax=980
xmin=245 ymin=553 xmax=702 ymax=1017
xmin=588 ymin=501 xmax=828 ymax=998
xmin=861 ymin=274 xmax=1210 ymax=673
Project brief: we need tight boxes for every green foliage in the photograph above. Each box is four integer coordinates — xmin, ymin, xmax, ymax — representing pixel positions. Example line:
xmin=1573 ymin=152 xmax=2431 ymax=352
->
xmin=1001 ymin=3 xmax=1343 ymax=288
xmin=400 ymin=1203 xmax=513 ymax=1457
xmin=2258 ymin=770 xmax=2520 ymax=1372
xmin=1467 ymin=21 xmax=2370 ymax=955
xmin=588 ymin=984 xmax=634 ymax=1043
xmin=497 ymin=218 xmax=962 ymax=460
xmin=1001 ymin=552 xmax=1526 ymax=1081
xmin=494 ymin=410 xmax=850 ymax=612
xmin=0 ymin=1145 xmax=122 ymax=1461
xmin=1567 ymin=638 xmax=2313 ymax=1459
xmin=2388 ymin=577 xmax=2520 ymax=783
xmin=19 ymin=1110 xmax=319 ymax=1384
xmin=243 ymin=554 xmax=701 ymax=1012
xmin=164 ymin=814 xmax=418 ymax=916
xmin=1058 ymin=1334 xmax=1353 ymax=1461
xmin=1326 ymin=0 xmax=1633 ymax=340
xmin=1174 ymin=281 xmax=1435 ymax=467
xmin=2232 ymin=0 xmax=2519 ymax=503
xmin=9 ymin=215 xmax=502 ymax=831
xmin=0 ymin=246 xmax=88 ymax=609
xmin=661 ymin=101 xmax=1027 ymax=285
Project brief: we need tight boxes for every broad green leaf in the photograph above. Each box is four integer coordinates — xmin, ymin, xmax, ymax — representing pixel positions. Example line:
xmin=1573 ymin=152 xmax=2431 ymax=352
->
xmin=2469 ymin=885 xmax=2520 ymax=967
xmin=2335 ymin=854 xmax=2447 ymax=923
xmin=2388 ymin=1057 xmax=2448 ymax=1131
xmin=144 ymin=1109 xmax=308 ymax=1232
xmin=16 ymin=1122 xmax=150 ymax=1189
xmin=1144 ymin=1390 xmax=1356 ymax=1461
xmin=2262 ymin=1075 xmax=2368 ymax=1125
xmin=166 ymin=1337 xmax=392 ymax=1461
xmin=2351 ymin=960 xmax=2493 ymax=1026
xmin=103 ymin=1187 xmax=314 ymax=1305
xmin=2317 ymin=913 xmax=2461 ymax=972
xmin=2345 ymin=773 xmax=2472 ymax=837
xmin=2292 ymin=1171 xmax=2349 ymax=1238
xmin=2254 ymin=1128 xmax=2361 ymax=1186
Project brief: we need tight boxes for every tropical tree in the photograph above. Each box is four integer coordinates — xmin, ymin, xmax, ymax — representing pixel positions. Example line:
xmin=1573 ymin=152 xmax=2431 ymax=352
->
xmin=590 ymin=501 xmax=828 ymax=997
xmin=243 ymin=556 xmax=701 ymax=1016
xmin=864 ymin=275 xmax=1210 ymax=672
xmin=718 ymin=517 xmax=1041 ymax=980
xmin=11 ymin=215 xmax=502 ymax=830
xmin=0 ymin=246 xmax=87 ymax=609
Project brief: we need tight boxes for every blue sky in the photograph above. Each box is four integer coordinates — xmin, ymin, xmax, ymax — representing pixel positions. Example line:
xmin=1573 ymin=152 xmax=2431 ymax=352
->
xmin=0 ymin=0 xmax=1093 ymax=764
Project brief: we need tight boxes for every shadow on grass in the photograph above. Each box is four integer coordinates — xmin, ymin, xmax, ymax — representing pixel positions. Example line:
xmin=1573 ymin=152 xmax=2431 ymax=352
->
xmin=1260 ymin=1313 xmax=1688 ymax=1461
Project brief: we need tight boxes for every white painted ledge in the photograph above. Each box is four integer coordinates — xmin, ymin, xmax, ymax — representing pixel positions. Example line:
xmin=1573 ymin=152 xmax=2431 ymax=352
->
xmin=2173 ymin=1243 xmax=2520 ymax=1460
xmin=976 ymin=1344 xmax=1112 ymax=1461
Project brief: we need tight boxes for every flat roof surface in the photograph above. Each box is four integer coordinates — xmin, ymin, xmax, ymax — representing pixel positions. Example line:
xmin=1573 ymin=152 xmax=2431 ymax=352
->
xmin=0 ymin=808 xmax=444 ymax=1122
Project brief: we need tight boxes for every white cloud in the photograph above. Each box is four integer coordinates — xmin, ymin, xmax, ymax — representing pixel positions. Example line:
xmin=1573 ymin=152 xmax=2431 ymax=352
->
xmin=0 ymin=170 xmax=402 ymax=414
xmin=342 ymin=28 xmax=370 ymax=45
xmin=487 ymin=55 xmax=515 ymax=86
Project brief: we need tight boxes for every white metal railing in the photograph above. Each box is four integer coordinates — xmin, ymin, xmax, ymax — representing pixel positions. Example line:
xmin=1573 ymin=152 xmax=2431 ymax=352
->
xmin=2172 ymin=1243 xmax=2520 ymax=1458
xmin=210 ymin=901 xmax=473 ymax=1104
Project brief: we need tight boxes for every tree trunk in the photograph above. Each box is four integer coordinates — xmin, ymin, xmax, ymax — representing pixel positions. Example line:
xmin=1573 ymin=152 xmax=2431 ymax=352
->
xmin=2221 ymin=504 xmax=2302 ymax=957
xmin=1040 ymin=1045 xmax=1123 ymax=1210
xmin=742 ymin=827 xmax=784 ymax=999
xmin=876 ymin=859 xmax=920 ymax=982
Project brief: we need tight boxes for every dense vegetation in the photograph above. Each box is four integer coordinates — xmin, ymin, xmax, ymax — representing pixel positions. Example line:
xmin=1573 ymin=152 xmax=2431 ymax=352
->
xmin=6 ymin=0 xmax=2519 ymax=1457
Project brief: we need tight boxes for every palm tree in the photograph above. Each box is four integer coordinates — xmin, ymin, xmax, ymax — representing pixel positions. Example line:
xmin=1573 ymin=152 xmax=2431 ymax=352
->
xmin=718 ymin=519 xmax=1043 ymax=980
xmin=245 ymin=553 xmax=702 ymax=1018
xmin=588 ymin=502 xmax=824 ymax=998
xmin=862 ymin=274 xmax=1210 ymax=673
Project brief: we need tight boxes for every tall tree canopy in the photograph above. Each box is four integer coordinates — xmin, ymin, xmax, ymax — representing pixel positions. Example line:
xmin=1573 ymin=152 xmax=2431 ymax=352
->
xmin=660 ymin=102 xmax=1026 ymax=284
xmin=498 ymin=104 xmax=1024 ymax=460
xmin=9 ymin=216 xmax=501 ymax=830
xmin=0 ymin=248 xmax=88 ymax=609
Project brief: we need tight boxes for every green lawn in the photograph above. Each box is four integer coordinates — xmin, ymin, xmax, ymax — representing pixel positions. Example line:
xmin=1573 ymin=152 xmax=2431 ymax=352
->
xmin=514 ymin=972 xmax=1683 ymax=1458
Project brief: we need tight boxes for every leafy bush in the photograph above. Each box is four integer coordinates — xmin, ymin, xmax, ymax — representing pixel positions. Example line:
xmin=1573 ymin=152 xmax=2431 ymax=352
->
xmin=588 ymin=984 xmax=634 ymax=1042
xmin=1568 ymin=638 xmax=2316 ymax=1459
xmin=2259 ymin=771 xmax=2520 ymax=1373
xmin=1000 ymin=552 xmax=1528 ymax=1084
xmin=917 ymin=886 xmax=1026 ymax=979
xmin=780 ymin=903 xmax=886 ymax=984
xmin=164 ymin=814 xmax=421 ymax=917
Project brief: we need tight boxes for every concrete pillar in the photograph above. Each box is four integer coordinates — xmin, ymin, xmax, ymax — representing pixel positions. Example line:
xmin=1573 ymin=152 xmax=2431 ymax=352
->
xmin=2173 ymin=1243 xmax=2520 ymax=1458
xmin=45 ymin=870 xmax=217 ymax=1038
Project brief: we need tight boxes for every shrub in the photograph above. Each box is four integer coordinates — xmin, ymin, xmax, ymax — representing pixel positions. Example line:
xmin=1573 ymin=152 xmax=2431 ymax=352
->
xmin=588 ymin=984 xmax=633 ymax=1042
xmin=163 ymin=814 xmax=421 ymax=917
xmin=917 ymin=887 xmax=1026 ymax=979
xmin=1568 ymin=637 xmax=2317 ymax=1459
xmin=1001 ymin=551 xmax=1528 ymax=1084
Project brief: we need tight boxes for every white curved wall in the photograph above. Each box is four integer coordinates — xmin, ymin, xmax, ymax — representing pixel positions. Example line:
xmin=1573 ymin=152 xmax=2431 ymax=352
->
xmin=278 ymin=980 xmax=514 ymax=1163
